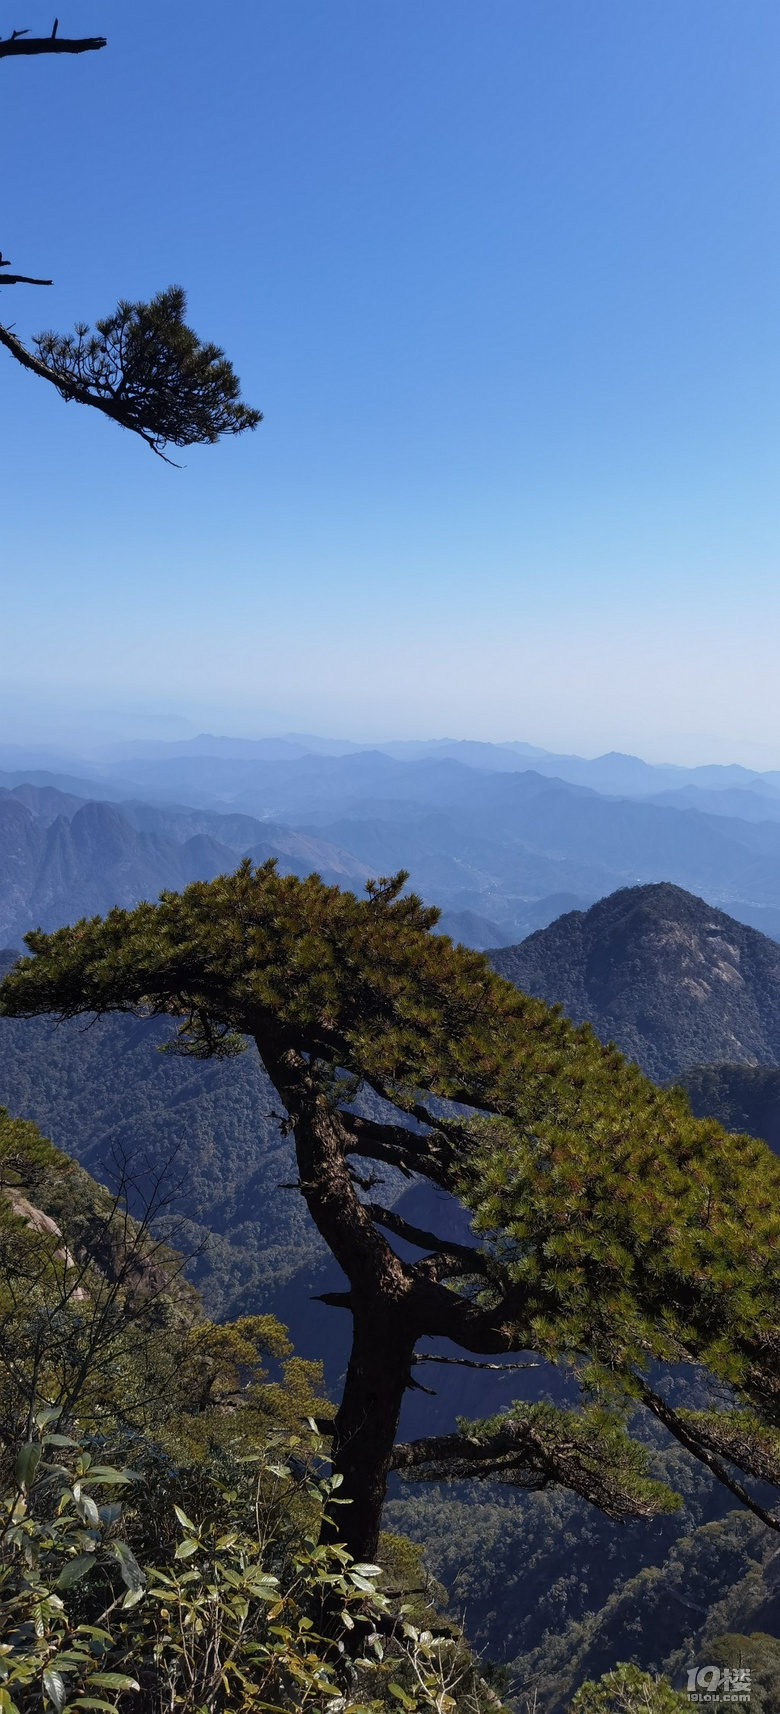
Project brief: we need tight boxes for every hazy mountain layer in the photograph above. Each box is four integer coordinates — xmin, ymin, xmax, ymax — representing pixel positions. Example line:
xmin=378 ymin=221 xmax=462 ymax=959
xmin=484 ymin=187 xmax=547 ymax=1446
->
xmin=0 ymin=786 xmax=368 ymax=945
xmin=6 ymin=743 xmax=780 ymax=950
xmin=6 ymin=731 xmax=780 ymax=800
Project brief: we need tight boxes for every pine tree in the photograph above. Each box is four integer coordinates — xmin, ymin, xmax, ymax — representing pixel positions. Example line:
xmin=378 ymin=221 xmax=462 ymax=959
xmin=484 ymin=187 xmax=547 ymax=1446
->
xmin=0 ymin=20 xmax=260 ymax=455
xmin=3 ymin=862 xmax=780 ymax=1566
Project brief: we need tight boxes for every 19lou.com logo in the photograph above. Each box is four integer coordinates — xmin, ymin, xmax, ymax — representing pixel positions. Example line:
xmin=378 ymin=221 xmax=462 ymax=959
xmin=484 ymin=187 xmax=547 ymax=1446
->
xmin=686 ymin=1665 xmax=751 ymax=1703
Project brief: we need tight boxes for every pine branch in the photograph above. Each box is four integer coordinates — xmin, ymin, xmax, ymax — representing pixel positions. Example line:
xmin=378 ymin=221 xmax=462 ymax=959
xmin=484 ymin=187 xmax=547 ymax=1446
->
xmin=391 ymin=1405 xmax=678 ymax=1520
xmin=0 ymin=319 xmax=167 ymax=456
xmin=637 ymin=1379 xmax=780 ymax=1534
xmin=0 ymin=289 xmax=261 ymax=458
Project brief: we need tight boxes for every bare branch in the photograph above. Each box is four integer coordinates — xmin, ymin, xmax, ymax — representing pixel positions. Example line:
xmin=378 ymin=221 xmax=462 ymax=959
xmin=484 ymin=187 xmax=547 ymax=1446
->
xmin=0 ymin=272 xmax=52 ymax=286
xmin=407 ymin=1272 xmax=534 ymax=1353
xmin=366 ymin=1200 xmax=489 ymax=1275
xmin=311 ymin=1291 xmax=353 ymax=1310
xmin=412 ymin=1353 xmax=542 ymax=1372
xmin=340 ymin=1110 xmax=451 ymax=1186
xmin=0 ymin=29 xmax=106 ymax=59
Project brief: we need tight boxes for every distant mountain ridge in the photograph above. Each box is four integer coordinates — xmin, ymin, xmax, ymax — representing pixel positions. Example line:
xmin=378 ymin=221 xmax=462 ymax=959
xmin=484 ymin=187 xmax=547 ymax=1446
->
xmin=0 ymin=786 xmax=367 ymax=946
xmin=6 ymin=748 xmax=780 ymax=950
xmin=489 ymin=883 xmax=780 ymax=1083
xmin=5 ymin=730 xmax=780 ymax=799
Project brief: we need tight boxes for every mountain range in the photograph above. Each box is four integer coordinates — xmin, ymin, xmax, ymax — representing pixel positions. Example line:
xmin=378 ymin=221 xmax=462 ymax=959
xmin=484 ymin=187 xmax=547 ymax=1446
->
xmin=6 ymin=729 xmax=780 ymax=948
xmin=7 ymin=729 xmax=780 ymax=798
xmin=0 ymin=785 xmax=367 ymax=946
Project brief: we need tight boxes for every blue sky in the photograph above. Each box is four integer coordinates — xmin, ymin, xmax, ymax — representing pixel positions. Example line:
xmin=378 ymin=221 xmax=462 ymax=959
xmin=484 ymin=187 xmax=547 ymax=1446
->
xmin=1 ymin=0 xmax=778 ymax=763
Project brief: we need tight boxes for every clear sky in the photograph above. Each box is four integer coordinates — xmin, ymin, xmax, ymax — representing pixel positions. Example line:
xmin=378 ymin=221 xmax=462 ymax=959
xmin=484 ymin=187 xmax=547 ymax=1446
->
xmin=2 ymin=0 xmax=779 ymax=764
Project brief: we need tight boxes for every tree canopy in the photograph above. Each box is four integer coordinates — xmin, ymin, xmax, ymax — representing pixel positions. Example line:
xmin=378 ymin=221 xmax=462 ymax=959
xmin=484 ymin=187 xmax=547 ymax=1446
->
xmin=1 ymin=19 xmax=260 ymax=455
xmin=2 ymin=861 xmax=780 ymax=1569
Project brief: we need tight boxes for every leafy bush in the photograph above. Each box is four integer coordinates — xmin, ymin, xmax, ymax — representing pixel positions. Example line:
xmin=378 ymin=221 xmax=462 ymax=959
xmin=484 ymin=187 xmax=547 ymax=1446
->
xmin=0 ymin=1422 xmax=500 ymax=1714
xmin=568 ymin=1662 xmax=688 ymax=1712
xmin=0 ymin=1109 xmax=503 ymax=1714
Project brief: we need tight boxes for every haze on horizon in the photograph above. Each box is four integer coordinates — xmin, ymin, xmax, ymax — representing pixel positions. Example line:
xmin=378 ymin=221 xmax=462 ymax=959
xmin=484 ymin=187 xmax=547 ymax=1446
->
xmin=2 ymin=1 xmax=778 ymax=768
xmin=2 ymin=700 xmax=780 ymax=780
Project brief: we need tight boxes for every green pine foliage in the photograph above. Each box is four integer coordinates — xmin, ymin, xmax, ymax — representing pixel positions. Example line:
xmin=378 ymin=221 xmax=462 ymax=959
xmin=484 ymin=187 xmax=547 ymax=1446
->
xmin=31 ymin=288 xmax=262 ymax=455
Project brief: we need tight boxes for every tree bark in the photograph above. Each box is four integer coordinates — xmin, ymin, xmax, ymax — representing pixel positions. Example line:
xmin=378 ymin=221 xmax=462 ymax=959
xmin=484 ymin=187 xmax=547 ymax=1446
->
xmin=328 ymin=1303 xmax=416 ymax=1562
xmin=253 ymin=1036 xmax=541 ymax=1561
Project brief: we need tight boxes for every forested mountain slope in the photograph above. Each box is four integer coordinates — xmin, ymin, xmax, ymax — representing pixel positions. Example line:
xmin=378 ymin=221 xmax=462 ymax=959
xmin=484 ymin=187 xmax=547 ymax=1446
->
xmin=509 ymin=1506 xmax=780 ymax=1711
xmin=489 ymin=884 xmax=780 ymax=1083
xmin=0 ymin=991 xmax=329 ymax=1327
xmin=681 ymin=1062 xmax=780 ymax=1152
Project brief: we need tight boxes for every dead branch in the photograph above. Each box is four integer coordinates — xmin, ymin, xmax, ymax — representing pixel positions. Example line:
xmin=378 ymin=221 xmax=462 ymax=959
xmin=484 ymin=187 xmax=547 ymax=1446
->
xmin=0 ymin=274 xmax=52 ymax=286
xmin=366 ymin=1200 xmax=489 ymax=1274
xmin=412 ymin=1354 xmax=542 ymax=1372
xmin=0 ymin=25 xmax=106 ymax=59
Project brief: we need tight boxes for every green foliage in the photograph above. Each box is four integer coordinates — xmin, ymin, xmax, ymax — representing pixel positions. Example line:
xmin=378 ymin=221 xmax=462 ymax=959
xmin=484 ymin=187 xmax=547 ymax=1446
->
xmin=395 ymin=1404 xmax=681 ymax=1521
xmin=0 ymin=1103 xmax=193 ymax=1454
xmin=568 ymin=1663 xmax=688 ymax=1712
xmin=706 ymin=1634 xmax=780 ymax=1714
xmin=0 ymin=1112 xmax=502 ymax=1714
xmin=0 ymin=863 xmax=499 ymax=1090
xmin=0 ymin=1101 xmax=329 ymax=1464
xmin=462 ymin=1086 xmax=780 ymax=1409
xmin=1 ymin=1421 xmax=496 ymax=1714
xmin=31 ymin=288 xmax=262 ymax=454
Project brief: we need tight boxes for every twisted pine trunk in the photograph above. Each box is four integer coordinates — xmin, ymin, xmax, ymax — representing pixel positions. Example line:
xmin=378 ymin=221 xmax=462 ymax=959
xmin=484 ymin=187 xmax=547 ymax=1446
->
xmin=260 ymin=1038 xmax=419 ymax=1563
